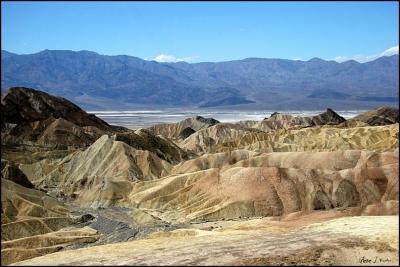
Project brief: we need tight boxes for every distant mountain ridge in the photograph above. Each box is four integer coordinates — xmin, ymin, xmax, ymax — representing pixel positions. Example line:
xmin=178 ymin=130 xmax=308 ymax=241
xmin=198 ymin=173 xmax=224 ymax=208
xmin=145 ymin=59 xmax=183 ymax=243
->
xmin=1 ymin=50 xmax=398 ymax=109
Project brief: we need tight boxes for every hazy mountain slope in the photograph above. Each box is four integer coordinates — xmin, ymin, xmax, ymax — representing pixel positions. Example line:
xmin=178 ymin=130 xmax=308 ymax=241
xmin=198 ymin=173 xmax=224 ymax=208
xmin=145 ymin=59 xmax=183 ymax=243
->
xmin=169 ymin=56 xmax=399 ymax=105
xmin=1 ymin=50 xmax=251 ymax=108
xmin=1 ymin=50 xmax=398 ymax=109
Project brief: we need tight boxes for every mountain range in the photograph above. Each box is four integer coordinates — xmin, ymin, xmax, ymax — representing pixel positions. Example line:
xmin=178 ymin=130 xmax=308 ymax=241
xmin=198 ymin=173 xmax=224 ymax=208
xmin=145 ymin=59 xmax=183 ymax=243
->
xmin=1 ymin=50 xmax=399 ymax=110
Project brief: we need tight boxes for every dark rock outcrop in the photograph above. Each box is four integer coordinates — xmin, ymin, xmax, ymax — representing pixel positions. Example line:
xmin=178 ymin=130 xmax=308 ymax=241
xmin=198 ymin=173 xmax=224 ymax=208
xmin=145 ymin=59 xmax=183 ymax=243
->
xmin=1 ymin=87 xmax=111 ymax=130
xmin=1 ymin=160 xmax=34 ymax=188
xmin=179 ymin=127 xmax=196 ymax=139
xmin=115 ymin=129 xmax=190 ymax=164
xmin=194 ymin=116 xmax=220 ymax=127
xmin=1 ymin=87 xmax=129 ymax=147
xmin=3 ymin=117 xmax=100 ymax=147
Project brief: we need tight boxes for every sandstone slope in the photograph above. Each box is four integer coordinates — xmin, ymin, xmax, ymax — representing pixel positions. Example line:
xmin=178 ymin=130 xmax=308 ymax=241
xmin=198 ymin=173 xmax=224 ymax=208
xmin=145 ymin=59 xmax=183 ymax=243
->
xmin=1 ymin=178 xmax=98 ymax=265
xmin=23 ymin=143 xmax=398 ymax=223
xmin=128 ymin=149 xmax=398 ymax=222
xmin=178 ymin=123 xmax=263 ymax=153
xmin=148 ymin=115 xmax=220 ymax=140
xmin=115 ymin=128 xmax=191 ymax=164
xmin=181 ymin=123 xmax=399 ymax=154
xmin=32 ymin=135 xmax=173 ymax=208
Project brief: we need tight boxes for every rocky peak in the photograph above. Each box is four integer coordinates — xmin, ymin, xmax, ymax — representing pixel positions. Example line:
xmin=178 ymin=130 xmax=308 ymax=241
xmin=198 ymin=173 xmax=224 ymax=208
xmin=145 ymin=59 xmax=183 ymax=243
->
xmin=194 ymin=116 xmax=220 ymax=126
xmin=269 ymin=112 xmax=280 ymax=118
xmin=314 ymin=108 xmax=346 ymax=125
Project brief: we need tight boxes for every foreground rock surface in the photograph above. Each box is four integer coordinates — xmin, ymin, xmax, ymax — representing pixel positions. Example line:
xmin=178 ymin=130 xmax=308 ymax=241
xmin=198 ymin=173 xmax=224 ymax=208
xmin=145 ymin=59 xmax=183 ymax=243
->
xmin=12 ymin=215 xmax=399 ymax=266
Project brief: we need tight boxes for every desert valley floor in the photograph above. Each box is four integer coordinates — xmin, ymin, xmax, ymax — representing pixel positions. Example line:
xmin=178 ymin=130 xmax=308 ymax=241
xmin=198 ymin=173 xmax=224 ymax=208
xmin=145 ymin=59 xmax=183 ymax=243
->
xmin=1 ymin=87 xmax=399 ymax=266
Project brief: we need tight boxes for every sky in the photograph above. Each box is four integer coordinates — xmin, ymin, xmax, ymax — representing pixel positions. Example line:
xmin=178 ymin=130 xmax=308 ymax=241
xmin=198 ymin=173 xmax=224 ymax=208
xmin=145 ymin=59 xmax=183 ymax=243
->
xmin=1 ymin=1 xmax=399 ymax=63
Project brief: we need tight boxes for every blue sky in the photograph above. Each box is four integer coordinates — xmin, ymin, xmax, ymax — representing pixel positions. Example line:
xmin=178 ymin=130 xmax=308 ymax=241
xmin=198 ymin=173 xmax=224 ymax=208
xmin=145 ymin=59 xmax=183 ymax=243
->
xmin=1 ymin=1 xmax=399 ymax=62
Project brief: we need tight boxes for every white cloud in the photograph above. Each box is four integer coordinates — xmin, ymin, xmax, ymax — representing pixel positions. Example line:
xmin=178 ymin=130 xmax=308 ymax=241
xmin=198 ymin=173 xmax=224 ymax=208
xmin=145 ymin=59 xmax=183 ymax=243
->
xmin=292 ymin=57 xmax=303 ymax=61
xmin=333 ymin=45 xmax=399 ymax=63
xmin=380 ymin=45 xmax=399 ymax=57
xmin=149 ymin=54 xmax=199 ymax=63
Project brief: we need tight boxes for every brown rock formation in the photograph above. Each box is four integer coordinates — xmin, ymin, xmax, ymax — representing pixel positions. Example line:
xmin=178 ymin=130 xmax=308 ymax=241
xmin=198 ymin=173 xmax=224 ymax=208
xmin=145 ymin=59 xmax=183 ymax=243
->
xmin=352 ymin=106 xmax=399 ymax=126
xmin=236 ymin=108 xmax=346 ymax=133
